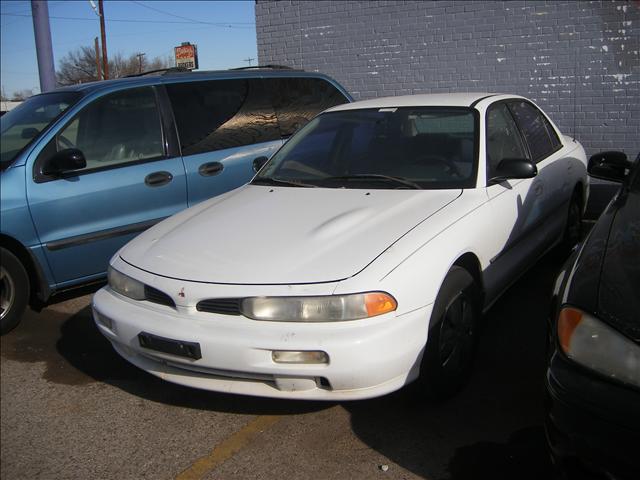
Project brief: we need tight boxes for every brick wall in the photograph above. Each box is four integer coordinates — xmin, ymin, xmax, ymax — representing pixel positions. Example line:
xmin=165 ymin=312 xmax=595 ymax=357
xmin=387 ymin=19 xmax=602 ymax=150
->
xmin=255 ymin=0 xmax=639 ymax=158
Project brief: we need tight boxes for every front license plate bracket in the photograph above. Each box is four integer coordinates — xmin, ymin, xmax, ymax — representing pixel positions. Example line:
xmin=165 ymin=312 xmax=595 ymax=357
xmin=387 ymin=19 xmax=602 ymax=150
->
xmin=138 ymin=332 xmax=202 ymax=360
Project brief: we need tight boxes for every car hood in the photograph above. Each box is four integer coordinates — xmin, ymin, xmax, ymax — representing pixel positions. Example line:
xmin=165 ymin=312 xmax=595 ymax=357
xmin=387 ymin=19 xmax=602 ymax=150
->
xmin=120 ymin=185 xmax=462 ymax=284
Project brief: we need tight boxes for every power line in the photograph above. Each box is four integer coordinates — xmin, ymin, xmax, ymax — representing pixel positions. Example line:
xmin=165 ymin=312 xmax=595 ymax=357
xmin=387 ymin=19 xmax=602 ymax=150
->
xmin=3 ymin=22 xmax=215 ymax=56
xmin=0 ymin=12 xmax=255 ymax=28
xmin=129 ymin=0 xmax=253 ymax=26
xmin=0 ymin=2 xmax=65 ymax=26
xmin=0 ymin=0 xmax=64 ymax=13
xmin=2 ymin=21 xmax=216 ymax=53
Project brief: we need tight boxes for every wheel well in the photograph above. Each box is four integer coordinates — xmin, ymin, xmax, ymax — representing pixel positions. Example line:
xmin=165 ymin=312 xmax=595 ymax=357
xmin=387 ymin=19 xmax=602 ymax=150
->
xmin=453 ymin=253 xmax=484 ymax=305
xmin=573 ymin=182 xmax=584 ymax=209
xmin=0 ymin=234 xmax=45 ymax=307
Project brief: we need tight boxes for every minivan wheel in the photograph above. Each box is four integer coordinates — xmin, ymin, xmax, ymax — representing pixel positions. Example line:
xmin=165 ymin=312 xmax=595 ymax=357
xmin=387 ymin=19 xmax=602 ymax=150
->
xmin=418 ymin=266 xmax=480 ymax=400
xmin=0 ymin=247 xmax=29 ymax=335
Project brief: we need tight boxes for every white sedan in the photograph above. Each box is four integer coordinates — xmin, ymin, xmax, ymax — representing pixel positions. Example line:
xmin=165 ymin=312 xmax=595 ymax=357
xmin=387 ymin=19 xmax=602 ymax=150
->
xmin=93 ymin=93 xmax=588 ymax=400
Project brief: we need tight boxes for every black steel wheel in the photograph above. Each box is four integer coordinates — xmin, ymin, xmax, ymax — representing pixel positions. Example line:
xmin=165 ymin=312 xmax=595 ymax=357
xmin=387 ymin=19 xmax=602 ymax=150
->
xmin=0 ymin=247 xmax=29 ymax=335
xmin=418 ymin=266 xmax=480 ymax=400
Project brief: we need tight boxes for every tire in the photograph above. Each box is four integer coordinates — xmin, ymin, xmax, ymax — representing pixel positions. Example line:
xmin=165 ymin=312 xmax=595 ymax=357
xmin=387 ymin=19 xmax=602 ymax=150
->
xmin=0 ymin=247 xmax=30 ymax=335
xmin=560 ymin=192 xmax=583 ymax=254
xmin=417 ymin=266 xmax=480 ymax=400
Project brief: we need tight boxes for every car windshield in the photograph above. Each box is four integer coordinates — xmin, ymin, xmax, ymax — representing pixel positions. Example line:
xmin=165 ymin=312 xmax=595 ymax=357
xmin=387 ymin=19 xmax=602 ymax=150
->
xmin=253 ymin=107 xmax=477 ymax=189
xmin=1 ymin=91 xmax=82 ymax=170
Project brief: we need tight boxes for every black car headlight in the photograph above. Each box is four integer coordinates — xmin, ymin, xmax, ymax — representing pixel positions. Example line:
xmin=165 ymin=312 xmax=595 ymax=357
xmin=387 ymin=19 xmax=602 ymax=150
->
xmin=108 ymin=266 xmax=145 ymax=300
xmin=558 ymin=307 xmax=640 ymax=389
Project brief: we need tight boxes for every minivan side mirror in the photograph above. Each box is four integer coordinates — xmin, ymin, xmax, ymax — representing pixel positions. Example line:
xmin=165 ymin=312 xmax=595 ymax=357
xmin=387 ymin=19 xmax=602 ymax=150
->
xmin=488 ymin=158 xmax=537 ymax=185
xmin=42 ymin=148 xmax=87 ymax=176
xmin=588 ymin=151 xmax=630 ymax=183
xmin=253 ymin=156 xmax=269 ymax=173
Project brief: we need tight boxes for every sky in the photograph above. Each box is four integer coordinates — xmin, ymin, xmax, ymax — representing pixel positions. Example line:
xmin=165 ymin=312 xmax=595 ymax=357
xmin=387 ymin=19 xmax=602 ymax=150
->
xmin=0 ymin=0 xmax=258 ymax=97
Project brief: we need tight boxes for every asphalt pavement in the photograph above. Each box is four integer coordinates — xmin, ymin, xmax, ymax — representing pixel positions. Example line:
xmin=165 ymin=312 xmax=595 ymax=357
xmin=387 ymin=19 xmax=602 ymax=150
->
xmin=1 ymin=183 xmax=616 ymax=480
xmin=1 ymin=247 xmax=565 ymax=480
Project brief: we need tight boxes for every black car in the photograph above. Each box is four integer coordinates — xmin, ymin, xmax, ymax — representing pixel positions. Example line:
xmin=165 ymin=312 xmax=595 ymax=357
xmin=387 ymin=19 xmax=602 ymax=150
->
xmin=545 ymin=150 xmax=640 ymax=479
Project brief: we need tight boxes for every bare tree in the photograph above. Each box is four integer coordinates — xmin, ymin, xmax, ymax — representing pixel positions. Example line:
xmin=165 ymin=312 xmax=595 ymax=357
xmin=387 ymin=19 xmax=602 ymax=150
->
xmin=56 ymin=46 xmax=173 ymax=86
xmin=12 ymin=89 xmax=34 ymax=101
xmin=56 ymin=46 xmax=99 ymax=86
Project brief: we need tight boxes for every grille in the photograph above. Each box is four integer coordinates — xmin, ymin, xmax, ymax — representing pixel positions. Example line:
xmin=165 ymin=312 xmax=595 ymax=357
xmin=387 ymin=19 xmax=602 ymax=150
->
xmin=196 ymin=298 xmax=242 ymax=315
xmin=144 ymin=285 xmax=175 ymax=308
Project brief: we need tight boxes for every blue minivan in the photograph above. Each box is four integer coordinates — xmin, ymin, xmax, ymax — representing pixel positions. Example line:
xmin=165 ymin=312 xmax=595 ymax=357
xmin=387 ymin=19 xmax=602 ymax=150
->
xmin=0 ymin=67 xmax=351 ymax=333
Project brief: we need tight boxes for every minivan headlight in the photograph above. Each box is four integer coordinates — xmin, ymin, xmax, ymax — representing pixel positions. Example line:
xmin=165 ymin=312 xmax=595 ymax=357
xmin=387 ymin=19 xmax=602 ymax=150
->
xmin=558 ymin=307 xmax=640 ymax=388
xmin=241 ymin=292 xmax=397 ymax=322
xmin=108 ymin=266 xmax=145 ymax=300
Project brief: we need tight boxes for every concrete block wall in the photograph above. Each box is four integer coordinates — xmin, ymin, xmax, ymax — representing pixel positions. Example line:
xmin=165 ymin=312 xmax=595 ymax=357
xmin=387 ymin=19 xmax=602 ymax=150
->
xmin=255 ymin=0 xmax=639 ymax=158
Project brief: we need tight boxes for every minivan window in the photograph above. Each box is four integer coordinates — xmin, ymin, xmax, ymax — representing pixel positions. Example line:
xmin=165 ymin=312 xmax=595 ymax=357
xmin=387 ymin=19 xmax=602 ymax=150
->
xmin=166 ymin=79 xmax=280 ymax=156
xmin=508 ymin=101 xmax=561 ymax=162
xmin=54 ymin=87 xmax=163 ymax=171
xmin=266 ymin=77 xmax=349 ymax=137
xmin=0 ymin=92 xmax=81 ymax=169
xmin=255 ymin=107 xmax=477 ymax=190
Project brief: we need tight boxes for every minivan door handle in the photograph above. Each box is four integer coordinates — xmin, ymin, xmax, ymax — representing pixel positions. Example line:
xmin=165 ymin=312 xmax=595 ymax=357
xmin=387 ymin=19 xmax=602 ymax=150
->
xmin=199 ymin=161 xmax=224 ymax=177
xmin=145 ymin=171 xmax=173 ymax=187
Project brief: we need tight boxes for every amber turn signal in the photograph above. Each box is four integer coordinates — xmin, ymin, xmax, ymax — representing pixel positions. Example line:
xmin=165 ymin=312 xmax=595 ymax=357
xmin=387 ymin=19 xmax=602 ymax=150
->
xmin=557 ymin=307 xmax=583 ymax=353
xmin=364 ymin=292 xmax=398 ymax=317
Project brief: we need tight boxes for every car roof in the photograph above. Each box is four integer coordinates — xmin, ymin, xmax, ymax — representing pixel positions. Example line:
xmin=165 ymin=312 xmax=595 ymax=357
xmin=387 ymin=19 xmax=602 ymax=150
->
xmin=326 ymin=92 xmax=499 ymax=112
xmin=49 ymin=67 xmax=333 ymax=95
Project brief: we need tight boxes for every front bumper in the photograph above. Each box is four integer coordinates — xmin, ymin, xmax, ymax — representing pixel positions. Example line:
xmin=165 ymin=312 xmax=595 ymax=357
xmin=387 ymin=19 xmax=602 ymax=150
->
xmin=92 ymin=286 xmax=431 ymax=400
xmin=545 ymin=351 xmax=640 ymax=479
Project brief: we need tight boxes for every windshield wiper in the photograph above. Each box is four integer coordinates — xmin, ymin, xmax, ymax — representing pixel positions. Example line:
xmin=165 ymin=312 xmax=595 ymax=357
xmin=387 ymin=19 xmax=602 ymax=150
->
xmin=252 ymin=177 xmax=318 ymax=188
xmin=322 ymin=174 xmax=422 ymax=190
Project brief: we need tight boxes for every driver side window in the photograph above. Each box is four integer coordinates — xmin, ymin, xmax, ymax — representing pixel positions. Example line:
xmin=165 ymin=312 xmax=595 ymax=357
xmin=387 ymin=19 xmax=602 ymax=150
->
xmin=56 ymin=87 xmax=164 ymax=171
xmin=486 ymin=103 xmax=527 ymax=180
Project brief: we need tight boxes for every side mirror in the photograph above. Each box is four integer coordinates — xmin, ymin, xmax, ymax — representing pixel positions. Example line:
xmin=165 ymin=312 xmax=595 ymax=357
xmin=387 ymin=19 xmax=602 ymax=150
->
xmin=253 ymin=156 xmax=269 ymax=173
xmin=588 ymin=151 xmax=630 ymax=183
xmin=489 ymin=158 xmax=537 ymax=185
xmin=21 ymin=127 xmax=39 ymax=139
xmin=42 ymin=148 xmax=87 ymax=176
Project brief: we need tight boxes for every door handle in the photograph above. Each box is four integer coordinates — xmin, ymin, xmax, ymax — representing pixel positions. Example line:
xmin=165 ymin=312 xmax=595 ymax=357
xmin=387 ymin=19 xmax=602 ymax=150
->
xmin=198 ymin=161 xmax=224 ymax=177
xmin=145 ymin=171 xmax=173 ymax=187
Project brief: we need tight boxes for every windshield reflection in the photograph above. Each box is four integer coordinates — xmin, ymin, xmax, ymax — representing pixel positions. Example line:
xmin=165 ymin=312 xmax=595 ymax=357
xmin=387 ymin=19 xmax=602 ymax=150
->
xmin=254 ymin=107 xmax=478 ymax=190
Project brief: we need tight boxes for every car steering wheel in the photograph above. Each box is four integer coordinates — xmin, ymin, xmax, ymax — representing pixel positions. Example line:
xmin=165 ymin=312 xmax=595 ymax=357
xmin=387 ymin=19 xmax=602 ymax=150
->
xmin=57 ymin=134 xmax=75 ymax=150
xmin=413 ymin=154 xmax=462 ymax=178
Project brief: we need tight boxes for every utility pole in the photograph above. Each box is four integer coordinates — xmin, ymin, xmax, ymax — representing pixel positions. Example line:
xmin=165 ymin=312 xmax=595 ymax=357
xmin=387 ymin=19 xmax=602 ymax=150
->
xmin=98 ymin=0 xmax=109 ymax=79
xmin=94 ymin=37 xmax=102 ymax=80
xmin=243 ymin=57 xmax=255 ymax=67
xmin=30 ymin=1 xmax=56 ymax=92
xmin=135 ymin=52 xmax=146 ymax=74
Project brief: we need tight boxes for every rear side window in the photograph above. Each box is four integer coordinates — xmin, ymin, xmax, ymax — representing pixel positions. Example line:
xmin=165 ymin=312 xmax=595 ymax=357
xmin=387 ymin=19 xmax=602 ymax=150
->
xmin=508 ymin=101 xmax=561 ymax=162
xmin=266 ymin=77 xmax=349 ymax=137
xmin=486 ymin=103 xmax=528 ymax=179
xmin=166 ymin=79 xmax=280 ymax=156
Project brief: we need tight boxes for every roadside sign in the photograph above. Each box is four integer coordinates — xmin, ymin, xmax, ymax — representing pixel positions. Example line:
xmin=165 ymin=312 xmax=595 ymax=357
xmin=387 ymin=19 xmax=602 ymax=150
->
xmin=174 ymin=43 xmax=199 ymax=70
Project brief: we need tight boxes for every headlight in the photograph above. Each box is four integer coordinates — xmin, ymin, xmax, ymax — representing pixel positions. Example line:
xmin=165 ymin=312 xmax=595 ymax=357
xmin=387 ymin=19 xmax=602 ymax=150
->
xmin=558 ymin=307 xmax=640 ymax=388
xmin=108 ymin=266 xmax=145 ymax=300
xmin=241 ymin=292 xmax=397 ymax=322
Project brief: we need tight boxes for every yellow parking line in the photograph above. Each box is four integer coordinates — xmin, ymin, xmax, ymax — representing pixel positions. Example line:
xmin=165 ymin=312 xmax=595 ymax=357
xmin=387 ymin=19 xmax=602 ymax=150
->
xmin=175 ymin=415 xmax=280 ymax=480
